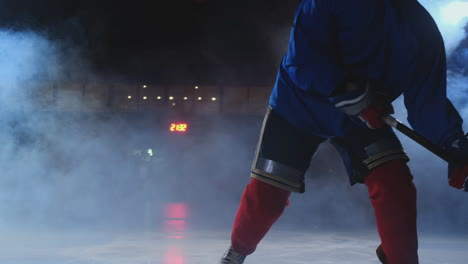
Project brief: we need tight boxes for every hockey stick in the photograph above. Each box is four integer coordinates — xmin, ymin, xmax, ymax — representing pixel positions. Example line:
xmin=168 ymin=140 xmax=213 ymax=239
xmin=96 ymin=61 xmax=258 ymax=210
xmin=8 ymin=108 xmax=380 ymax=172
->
xmin=383 ymin=115 xmax=468 ymax=192
xmin=382 ymin=115 xmax=452 ymax=163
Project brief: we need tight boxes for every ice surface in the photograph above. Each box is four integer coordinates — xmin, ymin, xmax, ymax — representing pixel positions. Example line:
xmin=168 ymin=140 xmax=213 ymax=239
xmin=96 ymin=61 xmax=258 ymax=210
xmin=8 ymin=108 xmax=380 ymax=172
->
xmin=0 ymin=228 xmax=466 ymax=264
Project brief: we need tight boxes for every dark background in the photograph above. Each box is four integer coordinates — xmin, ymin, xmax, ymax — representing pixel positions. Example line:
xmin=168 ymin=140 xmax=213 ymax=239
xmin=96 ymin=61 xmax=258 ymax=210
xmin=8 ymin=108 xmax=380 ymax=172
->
xmin=0 ymin=0 xmax=466 ymax=83
xmin=0 ymin=0 xmax=301 ymax=84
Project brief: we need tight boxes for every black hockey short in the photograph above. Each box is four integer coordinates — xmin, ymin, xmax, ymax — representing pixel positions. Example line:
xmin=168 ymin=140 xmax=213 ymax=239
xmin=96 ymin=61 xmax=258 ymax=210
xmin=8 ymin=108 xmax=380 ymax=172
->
xmin=250 ymin=107 xmax=409 ymax=193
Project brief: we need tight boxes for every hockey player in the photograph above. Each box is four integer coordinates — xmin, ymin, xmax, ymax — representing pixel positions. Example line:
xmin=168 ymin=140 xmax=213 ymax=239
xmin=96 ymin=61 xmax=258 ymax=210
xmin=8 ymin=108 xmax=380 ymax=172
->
xmin=219 ymin=0 xmax=468 ymax=263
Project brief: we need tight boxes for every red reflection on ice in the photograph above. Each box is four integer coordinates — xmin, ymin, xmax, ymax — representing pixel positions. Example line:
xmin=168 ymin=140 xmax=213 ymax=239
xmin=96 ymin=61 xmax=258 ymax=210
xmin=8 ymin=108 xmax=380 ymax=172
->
xmin=164 ymin=220 xmax=186 ymax=239
xmin=164 ymin=203 xmax=188 ymax=239
xmin=165 ymin=203 xmax=188 ymax=219
xmin=165 ymin=245 xmax=185 ymax=264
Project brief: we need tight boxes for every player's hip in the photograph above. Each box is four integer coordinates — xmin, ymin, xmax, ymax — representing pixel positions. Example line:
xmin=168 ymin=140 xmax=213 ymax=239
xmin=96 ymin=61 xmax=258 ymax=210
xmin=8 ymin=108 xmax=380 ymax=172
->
xmin=250 ymin=106 xmax=409 ymax=193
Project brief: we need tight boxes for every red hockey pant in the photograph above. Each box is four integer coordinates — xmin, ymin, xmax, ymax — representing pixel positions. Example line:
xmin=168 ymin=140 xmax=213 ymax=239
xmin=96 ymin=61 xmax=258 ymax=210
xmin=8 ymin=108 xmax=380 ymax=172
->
xmin=231 ymin=160 xmax=418 ymax=264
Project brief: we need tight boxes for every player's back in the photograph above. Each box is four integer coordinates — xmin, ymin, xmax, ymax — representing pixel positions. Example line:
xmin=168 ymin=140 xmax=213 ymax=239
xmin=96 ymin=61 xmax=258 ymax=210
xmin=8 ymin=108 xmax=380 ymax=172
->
xmin=270 ymin=0 xmax=446 ymax=139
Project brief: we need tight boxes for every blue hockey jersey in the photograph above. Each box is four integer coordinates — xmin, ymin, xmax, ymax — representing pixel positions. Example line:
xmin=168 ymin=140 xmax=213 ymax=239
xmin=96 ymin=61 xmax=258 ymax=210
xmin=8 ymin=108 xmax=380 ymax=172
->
xmin=269 ymin=0 xmax=464 ymax=146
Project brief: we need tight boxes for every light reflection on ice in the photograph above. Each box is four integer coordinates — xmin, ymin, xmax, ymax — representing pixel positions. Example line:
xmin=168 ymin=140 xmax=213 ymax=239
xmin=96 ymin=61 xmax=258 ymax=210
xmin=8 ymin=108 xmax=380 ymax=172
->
xmin=164 ymin=220 xmax=186 ymax=239
xmin=163 ymin=203 xmax=188 ymax=264
xmin=164 ymin=203 xmax=188 ymax=240
xmin=165 ymin=246 xmax=184 ymax=264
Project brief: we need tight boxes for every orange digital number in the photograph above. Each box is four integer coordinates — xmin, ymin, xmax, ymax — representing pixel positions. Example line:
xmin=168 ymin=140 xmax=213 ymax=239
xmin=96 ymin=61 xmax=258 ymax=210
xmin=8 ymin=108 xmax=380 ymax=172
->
xmin=176 ymin=124 xmax=187 ymax=132
xmin=170 ymin=123 xmax=188 ymax=133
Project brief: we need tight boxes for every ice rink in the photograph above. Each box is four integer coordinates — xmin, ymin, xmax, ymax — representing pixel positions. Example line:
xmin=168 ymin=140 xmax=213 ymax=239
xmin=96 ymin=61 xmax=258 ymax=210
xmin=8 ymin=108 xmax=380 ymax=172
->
xmin=1 ymin=228 xmax=466 ymax=264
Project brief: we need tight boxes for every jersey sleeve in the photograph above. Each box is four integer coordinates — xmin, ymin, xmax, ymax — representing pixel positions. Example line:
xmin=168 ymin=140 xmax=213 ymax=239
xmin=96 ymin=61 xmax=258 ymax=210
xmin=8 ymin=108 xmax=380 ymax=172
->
xmin=402 ymin=8 xmax=465 ymax=147
xmin=404 ymin=59 xmax=464 ymax=147
xmin=282 ymin=0 xmax=385 ymax=97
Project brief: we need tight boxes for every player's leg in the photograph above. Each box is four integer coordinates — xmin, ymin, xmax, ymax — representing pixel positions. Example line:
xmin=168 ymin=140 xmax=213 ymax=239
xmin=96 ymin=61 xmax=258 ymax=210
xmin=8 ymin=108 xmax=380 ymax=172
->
xmin=365 ymin=159 xmax=418 ymax=264
xmin=230 ymin=178 xmax=290 ymax=256
xmin=220 ymin=178 xmax=290 ymax=264
xmin=332 ymin=126 xmax=417 ymax=264
xmin=220 ymin=107 xmax=325 ymax=263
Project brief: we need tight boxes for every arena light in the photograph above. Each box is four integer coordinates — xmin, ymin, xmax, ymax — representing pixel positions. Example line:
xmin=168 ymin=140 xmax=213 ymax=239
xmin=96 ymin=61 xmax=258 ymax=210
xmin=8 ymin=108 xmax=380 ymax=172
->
xmin=127 ymin=95 xmax=132 ymax=99
xmin=441 ymin=1 xmax=468 ymax=25
xmin=172 ymin=103 xmax=176 ymax=106
xmin=169 ymin=96 xmax=174 ymax=100
xmin=143 ymin=84 xmax=147 ymax=88
xmin=194 ymin=86 xmax=199 ymax=90
xmin=143 ymin=96 xmax=148 ymax=100
xmin=170 ymin=123 xmax=188 ymax=132
xmin=183 ymin=97 xmax=188 ymax=100
xmin=211 ymin=97 xmax=217 ymax=101
xmin=157 ymin=96 xmax=162 ymax=100
xmin=147 ymin=149 xmax=153 ymax=157
xmin=197 ymin=97 xmax=202 ymax=101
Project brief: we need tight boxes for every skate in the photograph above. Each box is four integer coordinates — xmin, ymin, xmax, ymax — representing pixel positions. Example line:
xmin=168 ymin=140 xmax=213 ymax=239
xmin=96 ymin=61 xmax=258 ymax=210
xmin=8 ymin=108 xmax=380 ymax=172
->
xmin=219 ymin=246 xmax=246 ymax=264
xmin=376 ymin=244 xmax=387 ymax=264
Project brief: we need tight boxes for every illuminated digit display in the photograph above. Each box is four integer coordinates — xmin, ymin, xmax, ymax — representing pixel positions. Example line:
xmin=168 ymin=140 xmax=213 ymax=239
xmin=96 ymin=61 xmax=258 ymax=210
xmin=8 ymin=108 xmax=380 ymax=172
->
xmin=170 ymin=123 xmax=188 ymax=133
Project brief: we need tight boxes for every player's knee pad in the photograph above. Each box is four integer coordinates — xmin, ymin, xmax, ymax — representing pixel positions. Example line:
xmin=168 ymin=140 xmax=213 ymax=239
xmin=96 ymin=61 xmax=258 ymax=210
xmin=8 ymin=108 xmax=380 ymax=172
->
xmin=250 ymin=107 xmax=326 ymax=193
xmin=331 ymin=126 xmax=409 ymax=185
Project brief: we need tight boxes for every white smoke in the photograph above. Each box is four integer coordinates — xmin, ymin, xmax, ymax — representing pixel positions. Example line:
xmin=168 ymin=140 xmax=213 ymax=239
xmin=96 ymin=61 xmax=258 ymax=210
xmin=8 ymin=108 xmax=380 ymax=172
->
xmin=0 ymin=30 xmax=144 ymax=229
xmin=419 ymin=0 xmax=468 ymax=55
xmin=0 ymin=30 xmax=55 ymax=109
xmin=418 ymin=0 xmax=468 ymax=128
xmin=0 ymin=29 xmax=258 ymax=232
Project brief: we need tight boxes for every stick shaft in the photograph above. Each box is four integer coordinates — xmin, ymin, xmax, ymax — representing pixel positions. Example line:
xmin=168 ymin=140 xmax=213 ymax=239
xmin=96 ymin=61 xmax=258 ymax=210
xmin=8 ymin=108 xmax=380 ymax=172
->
xmin=383 ymin=116 xmax=452 ymax=163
